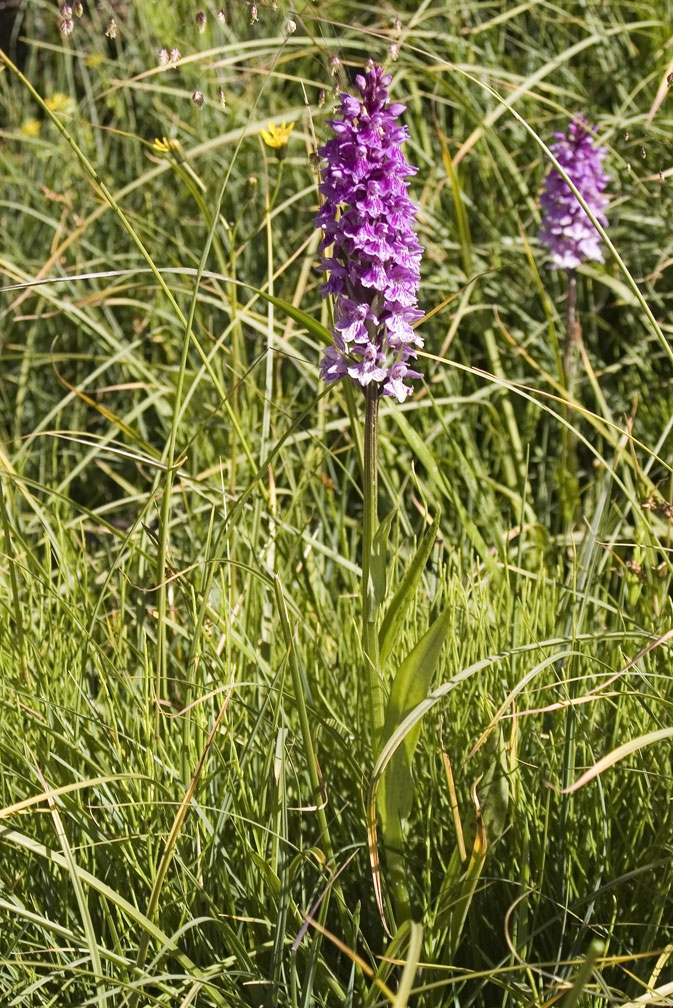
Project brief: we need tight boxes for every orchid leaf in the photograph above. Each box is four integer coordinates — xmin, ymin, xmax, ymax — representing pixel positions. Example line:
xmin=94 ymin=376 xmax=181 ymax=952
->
xmin=371 ymin=509 xmax=396 ymax=610
xmin=382 ymin=609 xmax=452 ymax=825
xmin=379 ymin=511 xmax=439 ymax=667
xmin=378 ymin=610 xmax=452 ymax=922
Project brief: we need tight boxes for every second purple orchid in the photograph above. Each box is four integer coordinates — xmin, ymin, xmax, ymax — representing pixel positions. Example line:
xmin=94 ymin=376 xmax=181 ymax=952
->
xmin=316 ymin=62 xmax=424 ymax=402
xmin=539 ymin=117 xmax=610 ymax=270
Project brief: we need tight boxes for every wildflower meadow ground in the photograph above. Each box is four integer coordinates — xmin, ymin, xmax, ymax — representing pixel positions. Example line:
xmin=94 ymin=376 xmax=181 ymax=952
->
xmin=1 ymin=2 xmax=673 ymax=1006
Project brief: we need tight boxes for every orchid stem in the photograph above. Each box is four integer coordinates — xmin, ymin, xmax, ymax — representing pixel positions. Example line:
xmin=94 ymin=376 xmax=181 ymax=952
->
xmin=560 ymin=269 xmax=580 ymax=523
xmin=362 ymin=384 xmax=384 ymax=755
xmin=563 ymin=269 xmax=577 ymax=383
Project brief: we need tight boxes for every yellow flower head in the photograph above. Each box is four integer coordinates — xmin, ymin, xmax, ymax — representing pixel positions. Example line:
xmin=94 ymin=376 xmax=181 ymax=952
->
xmin=45 ymin=92 xmax=75 ymax=116
xmin=260 ymin=121 xmax=293 ymax=159
xmin=19 ymin=118 xmax=42 ymax=138
xmin=151 ymin=136 xmax=184 ymax=162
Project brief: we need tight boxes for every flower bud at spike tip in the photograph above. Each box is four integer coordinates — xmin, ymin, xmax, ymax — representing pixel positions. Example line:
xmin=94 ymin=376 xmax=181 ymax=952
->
xmin=315 ymin=63 xmax=424 ymax=402
xmin=539 ymin=117 xmax=610 ymax=270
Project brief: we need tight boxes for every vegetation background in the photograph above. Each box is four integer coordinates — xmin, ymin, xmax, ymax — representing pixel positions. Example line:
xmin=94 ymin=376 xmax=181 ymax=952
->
xmin=1 ymin=1 xmax=673 ymax=1005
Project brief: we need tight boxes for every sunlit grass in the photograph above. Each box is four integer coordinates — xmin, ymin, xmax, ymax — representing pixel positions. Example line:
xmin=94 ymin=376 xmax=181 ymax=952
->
xmin=1 ymin=2 xmax=673 ymax=1006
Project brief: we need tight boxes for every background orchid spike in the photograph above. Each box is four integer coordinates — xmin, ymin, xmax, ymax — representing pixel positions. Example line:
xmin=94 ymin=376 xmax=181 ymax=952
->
xmin=316 ymin=61 xmax=424 ymax=402
xmin=539 ymin=117 xmax=610 ymax=270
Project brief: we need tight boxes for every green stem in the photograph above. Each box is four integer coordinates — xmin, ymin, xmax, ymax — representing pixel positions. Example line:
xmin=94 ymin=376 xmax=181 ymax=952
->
xmin=362 ymin=385 xmax=384 ymax=754
xmin=260 ymin=163 xmax=283 ymax=463
xmin=362 ymin=388 xmax=411 ymax=923
xmin=254 ymin=163 xmax=284 ymax=661
xmin=563 ymin=269 xmax=578 ymax=385
xmin=560 ymin=269 xmax=579 ymax=525
xmin=0 ymin=475 xmax=26 ymax=681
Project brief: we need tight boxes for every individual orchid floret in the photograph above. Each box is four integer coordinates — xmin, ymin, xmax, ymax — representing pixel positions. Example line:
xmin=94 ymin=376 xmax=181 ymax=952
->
xmin=539 ymin=117 xmax=610 ymax=270
xmin=315 ymin=61 xmax=424 ymax=402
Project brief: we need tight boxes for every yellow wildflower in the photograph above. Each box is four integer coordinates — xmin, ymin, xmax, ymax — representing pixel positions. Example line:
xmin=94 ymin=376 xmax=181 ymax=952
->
xmin=45 ymin=92 xmax=76 ymax=116
xmin=151 ymin=136 xmax=184 ymax=162
xmin=19 ymin=118 xmax=42 ymax=138
xmin=260 ymin=121 xmax=293 ymax=160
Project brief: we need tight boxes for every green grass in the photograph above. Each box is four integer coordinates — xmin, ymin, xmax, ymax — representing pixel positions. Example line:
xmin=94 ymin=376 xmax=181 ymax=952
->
xmin=1 ymin=1 xmax=673 ymax=1005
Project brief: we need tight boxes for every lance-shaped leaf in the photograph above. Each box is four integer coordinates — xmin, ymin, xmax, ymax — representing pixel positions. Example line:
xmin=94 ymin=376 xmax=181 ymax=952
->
xmin=379 ymin=511 xmax=439 ymax=667
xmin=378 ymin=610 xmax=452 ymax=922
xmin=371 ymin=509 xmax=396 ymax=610
xmin=381 ymin=609 xmax=452 ymax=830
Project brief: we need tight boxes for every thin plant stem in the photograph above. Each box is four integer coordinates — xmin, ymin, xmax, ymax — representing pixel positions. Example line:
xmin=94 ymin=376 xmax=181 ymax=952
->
xmin=362 ymin=385 xmax=384 ymax=754
xmin=560 ymin=269 xmax=579 ymax=524
xmin=260 ymin=162 xmax=284 ymax=462
xmin=563 ymin=269 xmax=578 ymax=384
xmin=256 ymin=161 xmax=284 ymax=661
xmin=0 ymin=476 xmax=26 ymax=682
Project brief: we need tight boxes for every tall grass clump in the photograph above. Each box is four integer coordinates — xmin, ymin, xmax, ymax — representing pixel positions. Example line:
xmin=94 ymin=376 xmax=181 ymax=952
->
xmin=1 ymin=2 xmax=673 ymax=1006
